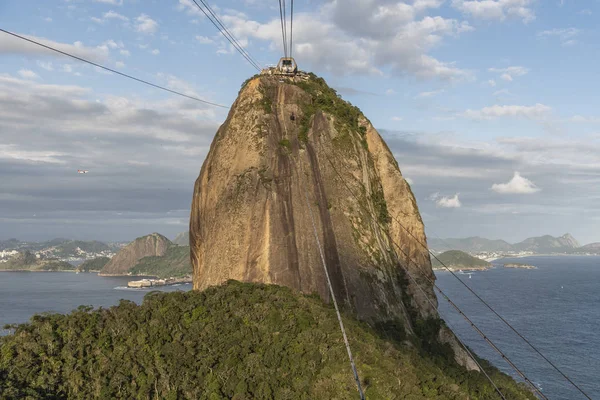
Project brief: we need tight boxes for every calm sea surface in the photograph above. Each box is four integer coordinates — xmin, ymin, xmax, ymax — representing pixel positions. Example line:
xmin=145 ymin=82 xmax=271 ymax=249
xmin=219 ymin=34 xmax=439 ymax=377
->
xmin=0 ymin=272 xmax=191 ymax=335
xmin=0 ymin=256 xmax=598 ymax=399
xmin=435 ymin=256 xmax=600 ymax=400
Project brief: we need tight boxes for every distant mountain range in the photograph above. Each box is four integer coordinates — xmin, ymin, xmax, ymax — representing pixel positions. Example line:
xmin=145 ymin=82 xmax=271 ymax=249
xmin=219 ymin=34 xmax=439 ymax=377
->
xmin=428 ymin=233 xmax=600 ymax=255
xmin=0 ymin=233 xmax=192 ymax=278
xmin=0 ymin=238 xmax=126 ymax=262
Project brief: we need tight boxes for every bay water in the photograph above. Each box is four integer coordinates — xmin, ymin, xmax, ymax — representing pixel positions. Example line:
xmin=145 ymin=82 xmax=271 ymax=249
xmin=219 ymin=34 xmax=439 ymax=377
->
xmin=0 ymin=256 xmax=598 ymax=399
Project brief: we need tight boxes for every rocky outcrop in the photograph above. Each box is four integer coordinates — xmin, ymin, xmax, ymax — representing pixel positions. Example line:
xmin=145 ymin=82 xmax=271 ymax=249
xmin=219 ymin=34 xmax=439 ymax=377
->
xmin=190 ymin=73 xmax=474 ymax=368
xmin=173 ymin=231 xmax=190 ymax=246
xmin=99 ymin=233 xmax=171 ymax=276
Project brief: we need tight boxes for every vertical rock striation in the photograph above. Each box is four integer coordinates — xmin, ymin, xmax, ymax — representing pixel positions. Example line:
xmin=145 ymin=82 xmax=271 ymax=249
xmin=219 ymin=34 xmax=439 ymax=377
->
xmin=190 ymin=73 xmax=474 ymax=368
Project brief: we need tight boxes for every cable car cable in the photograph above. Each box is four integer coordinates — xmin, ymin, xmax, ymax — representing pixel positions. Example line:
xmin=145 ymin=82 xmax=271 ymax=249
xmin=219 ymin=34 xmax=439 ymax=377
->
xmin=278 ymin=0 xmax=287 ymax=57
xmin=290 ymin=0 xmax=294 ymax=59
xmin=279 ymin=101 xmax=365 ymax=399
xmin=191 ymin=0 xmax=261 ymax=71
xmin=320 ymin=150 xmax=547 ymax=399
xmin=283 ymin=0 xmax=288 ymax=58
xmin=323 ymin=142 xmax=591 ymax=399
xmin=0 ymin=29 xmax=229 ymax=108
xmin=196 ymin=0 xmax=262 ymax=71
xmin=404 ymin=266 xmax=507 ymax=400
xmin=389 ymin=199 xmax=593 ymax=399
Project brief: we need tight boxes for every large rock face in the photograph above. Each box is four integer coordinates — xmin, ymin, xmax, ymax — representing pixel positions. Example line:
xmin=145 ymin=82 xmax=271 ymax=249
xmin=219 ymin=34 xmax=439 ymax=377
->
xmin=190 ymin=73 xmax=473 ymax=366
xmin=99 ymin=233 xmax=171 ymax=276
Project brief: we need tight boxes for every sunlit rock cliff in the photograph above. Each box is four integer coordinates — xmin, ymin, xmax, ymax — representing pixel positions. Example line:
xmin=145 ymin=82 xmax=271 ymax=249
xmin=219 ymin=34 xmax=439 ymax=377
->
xmin=190 ymin=73 xmax=474 ymax=368
xmin=99 ymin=232 xmax=171 ymax=276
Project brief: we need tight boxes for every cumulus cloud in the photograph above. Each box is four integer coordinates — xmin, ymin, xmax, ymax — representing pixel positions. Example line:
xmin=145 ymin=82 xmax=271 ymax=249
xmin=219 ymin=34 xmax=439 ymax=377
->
xmin=463 ymin=103 xmax=551 ymax=120
xmin=135 ymin=14 xmax=158 ymax=34
xmin=452 ymin=0 xmax=536 ymax=23
xmin=151 ymin=49 xmax=160 ymax=55
xmin=203 ymin=0 xmax=473 ymax=80
xmin=17 ymin=69 xmax=39 ymax=80
xmin=537 ymin=28 xmax=581 ymax=46
xmin=491 ymin=171 xmax=540 ymax=194
xmin=436 ymin=193 xmax=462 ymax=208
xmin=489 ymin=66 xmax=529 ymax=81
xmin=0 ymin=32 xmax=109 ymax=62
xmin=104 ymin=10 xmax=129 ymax=21
xmin=0 ymin=72 xmax=224 ymax=241
xmin=391 ymin=116 xmax=403 ymax=121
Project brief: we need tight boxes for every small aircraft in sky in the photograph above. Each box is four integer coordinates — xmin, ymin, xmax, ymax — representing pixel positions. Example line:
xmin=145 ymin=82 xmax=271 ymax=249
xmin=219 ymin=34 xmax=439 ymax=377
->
xmin=77 ymin=170 xmax=89 ymax=174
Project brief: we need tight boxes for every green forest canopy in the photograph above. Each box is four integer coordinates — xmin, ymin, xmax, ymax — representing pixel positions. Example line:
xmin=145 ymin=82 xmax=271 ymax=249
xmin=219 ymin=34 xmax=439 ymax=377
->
xmin=1 ymin=281 xmax=534 ymax=399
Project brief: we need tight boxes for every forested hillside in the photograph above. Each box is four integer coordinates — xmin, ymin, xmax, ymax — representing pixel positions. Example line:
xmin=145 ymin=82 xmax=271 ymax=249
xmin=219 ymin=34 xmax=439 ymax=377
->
xmin=0 ymin=281 xmax=534 ymax=399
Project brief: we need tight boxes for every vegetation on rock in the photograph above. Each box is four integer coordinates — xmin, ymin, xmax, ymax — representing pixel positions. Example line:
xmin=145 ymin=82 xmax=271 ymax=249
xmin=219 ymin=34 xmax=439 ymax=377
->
xmin=432 ymin=250 xmax=491 ymax=270
xmin=1 ymin=281 xmax=534 ymax=399
xmin=76 ymin=257 xmax=110 ymax=272
xmin=129 ymin=246 xmax=192 ymax=278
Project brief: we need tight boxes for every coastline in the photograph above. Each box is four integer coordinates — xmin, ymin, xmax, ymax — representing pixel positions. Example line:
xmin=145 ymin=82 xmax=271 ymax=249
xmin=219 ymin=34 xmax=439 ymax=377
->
xmin=486 ymin=253 xmax=600 ymax=262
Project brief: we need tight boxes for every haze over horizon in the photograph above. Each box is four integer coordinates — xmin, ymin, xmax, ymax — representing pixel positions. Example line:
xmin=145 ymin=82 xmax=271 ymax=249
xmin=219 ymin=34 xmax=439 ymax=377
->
xmin=1 ymin=0 xmax=599 ymax=244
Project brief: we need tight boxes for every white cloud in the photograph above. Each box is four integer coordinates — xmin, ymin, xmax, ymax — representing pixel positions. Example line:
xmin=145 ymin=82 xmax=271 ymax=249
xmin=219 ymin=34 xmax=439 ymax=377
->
xmin=178 ymin=0 xmax=205 ymax=16
xmin=405 ymin=177 xmax=414 ymax=185
xmin=385 ymin=89 xmax=396 ymax=95
xmin=135 ymin=14 xmax=158 ymax=34
xmin=18 ymin=69 xmax=39 ymax=80
xmin=491 ymin=171 xmax=540 ymax=194
xmin=0 ymin=144 xmax=66 ymax=164
xmin=94 ymin=0 xmax=123 ymax=5
xmin=115 ymin=61 xmax=125 ymax=68
xmin=452 ymin=0 xmax=536 ymax=23
xmin=37 ymin=61 xmax=54 ymax=71
xmin=44 ymin=17 xmax=53 ymax=22
xmin=151 ymin=49 xmax=160 ymax=55
xmin=196 ymin=36 xmax=214 ymax=45
xmin=120 ymin=49 xmax=130 ymax=57
xmin=488 ymin=79 xmax=496 ymax=87
xmin=538 ymin=28 xmax=581 ymax=46
xmin=463 ymin=103 xmax=551 ymax=120
xmin=391 ymin=116 xmax=403 ymax=121
xmin=104 ymin=10 xmax=129 ymax=21
xmin=436 ymin=193 xmax=462 ymax=208
xmin=489 ymin=66 xmax=529 ymax=81
xmin=0 ymin=33 xmax=109 ymax=62
xmin=416 ymin=89 xmax=444 ymax=98
xmin=211 ymin=1 xmax=474 ymax=80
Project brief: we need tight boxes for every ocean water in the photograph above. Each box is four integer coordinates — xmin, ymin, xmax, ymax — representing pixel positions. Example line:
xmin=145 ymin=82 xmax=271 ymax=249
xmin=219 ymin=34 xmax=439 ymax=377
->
xmin=0 ymin=257 xmax=597 ymax=399
xmin=0 ymin=272 xmax=191 ymax=335
xmin=435 ymin=256 xmax=600 ymax=399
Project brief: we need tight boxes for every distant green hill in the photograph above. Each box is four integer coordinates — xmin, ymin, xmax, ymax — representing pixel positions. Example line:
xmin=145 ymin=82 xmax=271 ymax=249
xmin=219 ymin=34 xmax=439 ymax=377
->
xmin=129 ymin=245 xmax=191 ymax=278
xmin=432 ymin=250 xmax=491 ymax=270
xmin=0 ymin=251 xmax=75 ymax=271
xmin=77 ymin=257 xmax=110 ymax=272
xmin=0 ymin=281 xmax=534 ymax=399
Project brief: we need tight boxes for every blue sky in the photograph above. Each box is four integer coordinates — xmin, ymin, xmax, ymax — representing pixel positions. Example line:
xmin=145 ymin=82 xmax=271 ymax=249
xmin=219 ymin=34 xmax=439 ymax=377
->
xmin=1 ymin=0 xmax=599 ymax=244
